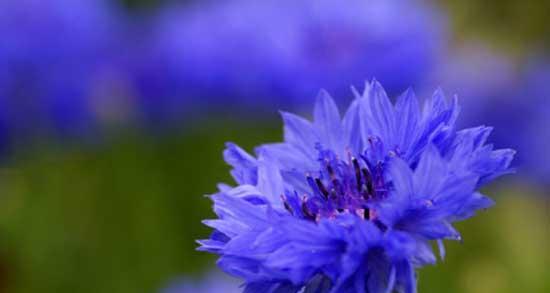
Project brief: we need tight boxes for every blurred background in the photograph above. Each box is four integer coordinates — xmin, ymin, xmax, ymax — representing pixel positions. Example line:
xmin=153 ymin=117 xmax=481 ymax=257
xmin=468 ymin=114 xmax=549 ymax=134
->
xmin=0 ymin=0 xmax=548 ymax=292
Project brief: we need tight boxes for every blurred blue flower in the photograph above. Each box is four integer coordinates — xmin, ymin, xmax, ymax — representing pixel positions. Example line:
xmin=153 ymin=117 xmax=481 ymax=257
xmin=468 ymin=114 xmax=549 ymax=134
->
xmin=199 ymin=81 xmax=514 ymax=292
xmin=161 ymin=271 xmax=241 ymax=293
xmin=0 ymin=0 xmax=122 ymax=141
xmin=517 ymin=60 xmax=550 ymax=185
xmin=431 ymin=46 xmax=550 ymax=185
xmin=138 ymin=0 xmax=445 ymax=124
xmin=424 ymin=45 xmax=518 ymax=132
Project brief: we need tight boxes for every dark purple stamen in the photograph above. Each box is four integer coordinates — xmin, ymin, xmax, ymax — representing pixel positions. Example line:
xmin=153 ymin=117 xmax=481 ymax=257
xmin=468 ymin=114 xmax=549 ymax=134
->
xmin=281 ymin=195 xmax=293 ymax=215
xmin=373 ymin=219 xmax=388 ymax=232
xmin=315 ymin=178 xmax=329 ymax=199
xmin=326 ymin=163 xmax=336 ymax=179
xmin=352 ymin=157 xmax=362 ymax=191
xmin=284 ymin=151 xmax=387 ymax=225
xmin=301 ymin=199 xmax=316 ymax=221
xmin=361 ymin=167 xmax=375 ymax=196
xmin=306 ymin=175 xmax=322 ymax=198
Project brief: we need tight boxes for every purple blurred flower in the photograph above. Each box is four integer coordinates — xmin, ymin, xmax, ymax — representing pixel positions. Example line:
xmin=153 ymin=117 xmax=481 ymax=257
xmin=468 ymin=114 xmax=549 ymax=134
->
xmin=136 ymin=0 xmax=446 ymax=124
xmin=425 ymin=45 xmax=518 ymax=130
xmin=517 ymin=60 xmax=550 ymax=184
xmin=0 ymin=0 xmax=122 ymax=141
xmin=161 ymin=271 xmax=240 ymax=293
xmin=430 ymin=46 xmax=550 ymax=185
xmin=199 ymin=81 xmax=514 ymax=292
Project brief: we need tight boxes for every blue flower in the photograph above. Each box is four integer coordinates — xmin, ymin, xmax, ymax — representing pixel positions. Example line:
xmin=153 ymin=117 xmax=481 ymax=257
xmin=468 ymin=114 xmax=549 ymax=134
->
xmin=140 ymin=0 xmax=445 ymax=122
xmin=199 ymin=81 xmax=514 ymax=292
xmin=0 ymin=0 xmax=121 ymax=140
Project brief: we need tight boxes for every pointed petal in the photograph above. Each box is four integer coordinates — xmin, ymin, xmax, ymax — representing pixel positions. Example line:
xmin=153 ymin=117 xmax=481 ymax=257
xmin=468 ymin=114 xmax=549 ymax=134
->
xmin=414 ymin=144 xmax=447 ymax=198
xmin=367 ymin=81 xmax=396 ymax=146
xmin=385 ymin=266 xmax=396 ymax=293
xmin=400 ymin=261 xmax=417 ymax=293
xmin=281 ymin=111 xmax=319 ymax=158
xmin=224 ymin=142 xmax=258 ymax=185
xmin=342 ymin=98 xmax=363 ymax=154
xmin=395 ymin=88 xmax=420 ymax=152
xmin=314 ymin=90 xmax=343 ymax=152
xmin=256 ymin=150 xmax=285 ymax=208
xmin=437 ymin=239 xmax=446 ymax=261
xmin=389 ymin=157 xmax=415 ymax=202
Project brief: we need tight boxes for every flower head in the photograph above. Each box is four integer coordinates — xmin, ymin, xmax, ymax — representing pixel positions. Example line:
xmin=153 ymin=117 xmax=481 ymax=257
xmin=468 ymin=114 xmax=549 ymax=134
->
xmin=199 ymin=81 xmax=514 ymax=292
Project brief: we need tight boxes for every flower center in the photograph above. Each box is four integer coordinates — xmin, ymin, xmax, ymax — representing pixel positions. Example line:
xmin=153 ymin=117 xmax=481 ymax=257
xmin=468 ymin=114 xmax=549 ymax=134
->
xmin=281 ymin=150 xmax=388 ymax=224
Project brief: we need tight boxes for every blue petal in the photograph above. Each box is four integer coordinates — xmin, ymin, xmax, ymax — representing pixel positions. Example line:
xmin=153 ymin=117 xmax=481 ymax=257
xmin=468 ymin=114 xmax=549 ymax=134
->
xmin=396 ymin=260 xmax=416 ymax=293
xmin=446 ymin=126 xmax=515 ymax=185
xmin=412 ymin=220 xmax=460 ymax=240
xmin=389 ymin=157 xmax=415 ymax=202
xmin=224 ymin=184 xmax=267 ymax=204
xmin=281 ymin=111 xmax=320 ymax=159
xmin=411 ymin=239 xmax=437 ymax=265
xmin=342 ymin=98 xmax=363 ymax=154
xmin=218 ymin=255 xmax=264 ymax=281
xmin=259 ymin=143 xmax=318 ymax=174
xmin=452 ymin=192 xmax=495 ymax=221
xmin=224 ymin=142 xmax=258 ymax=185
xmin=437 ymin=239 xmax=446 ymax=261
xmin=395 ymin=88 xmax=421 ymax=153
xmin=314 ymin=90 xmax=343 ymax=153
xmin=413 ymin=144 xmax=447 ymax=198
xmin=358 ymin=81 xmax=396 ymax=148
xmin=421 ymin=88 xmax=453 ymax=126
xmin=206 ymin=193 xmax=268 ymax=237
xmin=256 ymin=150 xmax=285 ymax=208
xmin=366 ymin=80 xmax=397 ymax=147
xmin=385 ymin=266 xmax=396 ymax=293
xmin=408 ymin=89 xmax=459 ymax=162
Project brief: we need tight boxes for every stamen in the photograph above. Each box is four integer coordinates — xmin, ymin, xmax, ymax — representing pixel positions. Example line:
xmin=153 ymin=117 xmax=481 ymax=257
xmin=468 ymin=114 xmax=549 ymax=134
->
xmin=315 ymin=178 xmax=329 ymax=199
xmin=331 ymin=177 xmax=342 ymax=195
xmin=361 ymin=167 xmax=375 ymax=196
xmin=373 ymin=219 xmax=388 ymax=232
xmin=306 ymin=175 xmax=320 ymax=197
xmin=352 ymin=157 xmax=362 ymax=191
xmin=326 ymin=163 xmax=336 ymax=179
xmin=296 ymin=150 xmax=387 ymax=222
xmin=281 ymin=195 xmax=293 ymax=215
xmin=301 ymin=199 xmax=316 ymax=221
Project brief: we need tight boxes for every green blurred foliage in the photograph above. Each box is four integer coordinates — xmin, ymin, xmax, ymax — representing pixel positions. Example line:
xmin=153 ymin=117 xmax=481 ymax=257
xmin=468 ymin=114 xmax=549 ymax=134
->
xmin=418 ymin=186 xmax=550 ymax=293
xmin=0 ymin=121 xmax=280 ymax=293
xmin=436 ymin=0 xmax=550 ymax=55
